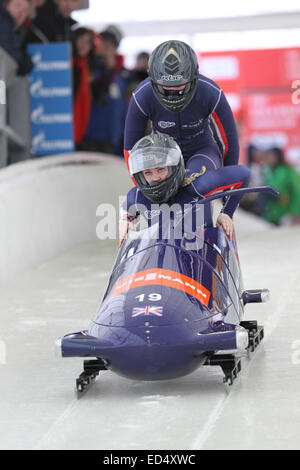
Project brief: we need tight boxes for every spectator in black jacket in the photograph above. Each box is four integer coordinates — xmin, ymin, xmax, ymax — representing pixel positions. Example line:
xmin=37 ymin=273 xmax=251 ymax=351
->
xmin=24 ymin=0 xmax=79 ymax=44
xmin=127 ymin=51 xmax=149 ymax=104
xmin=18 ymin=0 xmax=48 ymax=44
xmin=131 ymin=51 xmax=149 ymax=83
xmin=0 ymin=0 xmax=33 ymax=75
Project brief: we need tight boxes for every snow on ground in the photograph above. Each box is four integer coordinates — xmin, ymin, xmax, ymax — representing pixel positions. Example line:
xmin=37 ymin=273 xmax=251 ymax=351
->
xmin=0 ymin=210 xmax=300 ymax=450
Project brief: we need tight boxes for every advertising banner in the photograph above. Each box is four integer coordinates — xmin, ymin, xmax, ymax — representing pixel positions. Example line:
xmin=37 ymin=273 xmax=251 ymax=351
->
xmin=27 ymin=42 xmax=74 ymax=156
xmin=239 ymin=48 xmax=300 ymax=90
xmin=198 ymin=47 xmax=300 ymax=168
xmin=199 ymin=50 xmax=241 ymax=118
xmin=243 ymin=92 xmax=300 ymax=170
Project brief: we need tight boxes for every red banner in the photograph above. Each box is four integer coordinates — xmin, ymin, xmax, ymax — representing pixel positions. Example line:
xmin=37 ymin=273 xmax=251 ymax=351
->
xmin=243 ymin=93 xmax=300 ymax=168
xmin=198 ymin=47 xmax=300 ymax=168
xmin=112 ymin=268 xmax=210 ymax=306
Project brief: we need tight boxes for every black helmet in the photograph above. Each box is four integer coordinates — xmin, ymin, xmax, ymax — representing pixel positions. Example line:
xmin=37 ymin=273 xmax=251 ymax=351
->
xmin=128 ymin=133 xmax=185 ymax=204
xmin=148 ymin=40 xmax=199 ymax=112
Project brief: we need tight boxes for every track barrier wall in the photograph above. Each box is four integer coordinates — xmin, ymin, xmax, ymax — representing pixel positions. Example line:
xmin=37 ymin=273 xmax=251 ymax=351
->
xmin=0 ymin=153 xmax=131 ymax=285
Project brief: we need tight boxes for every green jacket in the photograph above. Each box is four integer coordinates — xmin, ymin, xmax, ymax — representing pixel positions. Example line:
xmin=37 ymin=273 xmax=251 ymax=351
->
xmin=263 ymin=164 xmax=300 ymax=224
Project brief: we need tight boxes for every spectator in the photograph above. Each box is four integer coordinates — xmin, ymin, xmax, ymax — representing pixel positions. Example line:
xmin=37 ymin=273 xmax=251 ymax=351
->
xmin=103 ymin=24 xmax=123 ymax=49
xmin=127 ymin=51 xmax=149 ymax=103
xmin=19 ymin=0 xmax=49 ymax=44
xmin=0 ymin=0 xmax=33 ymax=75
xmin=24 ymin=0 xmax=79 ymax=44
xmin=28 ymin=0 xmax=46 ymax=17
xmin=240 ymin=145 xmax=265 ymax=216
xmin=262 ymin=147 xmax=300 ymax=225
xmin=83 ymin=26 xmax=131 ymax=156
xmin=131 ymin=51 xmax=149 ymax=83
xmin=72 ymin=26 xmax=94 ymax=147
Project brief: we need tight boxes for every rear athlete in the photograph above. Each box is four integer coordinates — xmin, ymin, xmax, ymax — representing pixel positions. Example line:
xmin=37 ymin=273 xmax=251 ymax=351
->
xmin=124 ymin=40 xmax=239 ymax=179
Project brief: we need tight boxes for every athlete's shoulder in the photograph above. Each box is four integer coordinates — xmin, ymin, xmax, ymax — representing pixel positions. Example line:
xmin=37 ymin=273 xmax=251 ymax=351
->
xmin=126 ymin=187 xmax=150 ymax=206
xmin=196 ymin=73 xmax=221 ymax=92
xmin=129 ymin=77 xmax=153 ymax=116
xmin=194 ymin=73 xmax=222 ymax=112
xmin=126 ymin=186 xmax=138 ymax=205
xmin=132 ymin=77 xmax=152 ymax=98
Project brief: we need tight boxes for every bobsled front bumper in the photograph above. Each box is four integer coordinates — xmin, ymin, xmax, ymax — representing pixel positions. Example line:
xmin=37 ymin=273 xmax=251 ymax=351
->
xmin=55 ymin=324 xmax=249 ymax=359
xmin=195 ymin=325 xmax=249 ymax=351
xmin=54 ymin=331 xmax=113 ymax=359
xmin=54 ymin=325 xmax=249 ymax=381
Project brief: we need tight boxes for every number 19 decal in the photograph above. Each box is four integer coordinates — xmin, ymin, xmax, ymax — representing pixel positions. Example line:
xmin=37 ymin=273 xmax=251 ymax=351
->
xmin=135 ymin=293 xmax=162 ymax=302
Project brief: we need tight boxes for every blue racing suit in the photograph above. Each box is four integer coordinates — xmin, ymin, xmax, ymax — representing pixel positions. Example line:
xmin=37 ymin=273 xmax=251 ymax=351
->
xmin=121 ymin=167 xmax=250 ymax=226
xmin=124 ymin=74 xmax=248 ymax=218
xmin=122 ymin=181 xmax=212 ymax=229
xmin=124 ymin=74 xmax=239 ymax=171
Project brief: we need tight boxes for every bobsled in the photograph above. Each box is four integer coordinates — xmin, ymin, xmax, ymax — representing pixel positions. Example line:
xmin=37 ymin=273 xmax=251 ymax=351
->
xmin=55 ymin=186 xmax=278 ymax=392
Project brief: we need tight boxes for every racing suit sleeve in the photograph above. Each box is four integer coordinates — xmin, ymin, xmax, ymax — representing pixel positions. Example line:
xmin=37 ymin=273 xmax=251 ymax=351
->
xmin=120 ymin=188 xmax=140 ymax=221
xmin=119 ymin=188 xmax=140 ymax=246
xmin=209 ymin=91 xmax=239 ymax=166
xmin=123 ymin=92 xmax=150 ymax=171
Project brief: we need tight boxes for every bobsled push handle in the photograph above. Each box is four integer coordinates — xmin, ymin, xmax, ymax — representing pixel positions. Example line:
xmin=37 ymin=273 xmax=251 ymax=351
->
xmin=200 ymin=185 xmax=279 ymax=205
xmin=242 ymin=289 xmax=270 ymax=305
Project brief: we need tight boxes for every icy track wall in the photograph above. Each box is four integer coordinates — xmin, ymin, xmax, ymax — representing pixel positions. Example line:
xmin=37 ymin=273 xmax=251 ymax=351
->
xmin=0 ymin=153 xmax=131 ymax=285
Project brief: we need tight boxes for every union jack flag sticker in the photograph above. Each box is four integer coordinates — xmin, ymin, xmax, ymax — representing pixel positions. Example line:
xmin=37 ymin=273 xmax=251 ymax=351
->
xmin=132 ymin=306 xmax=163 ymax=317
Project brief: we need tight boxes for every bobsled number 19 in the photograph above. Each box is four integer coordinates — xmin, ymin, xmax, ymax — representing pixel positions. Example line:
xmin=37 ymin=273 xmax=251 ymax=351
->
xmin=55 ymin=186 xmax=278 ymax=392
xmin=135 ymin=293 xmax=162 ymax=302
xmin=113 ymin=268 xmax=210 ymax=306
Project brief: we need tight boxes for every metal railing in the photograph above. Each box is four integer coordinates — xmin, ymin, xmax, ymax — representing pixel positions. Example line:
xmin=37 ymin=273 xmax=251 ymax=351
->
xmin=0 ymin=47 xmax=31 ymax=168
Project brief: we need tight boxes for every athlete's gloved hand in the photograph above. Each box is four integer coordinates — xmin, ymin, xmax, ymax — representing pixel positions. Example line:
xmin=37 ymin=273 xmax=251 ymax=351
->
xmin=216 ymin=213 xmax=234 ymax=241
xmin=119 ymin=219 xmax=137 ymax=247
xmin=119 ymin=219 xmax=130 ymax=247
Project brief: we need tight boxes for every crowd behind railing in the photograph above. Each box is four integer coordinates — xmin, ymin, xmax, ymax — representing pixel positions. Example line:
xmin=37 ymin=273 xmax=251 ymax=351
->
xmin=1 ymin=0 xmax=300 ymax=228
xmin=0 ymin=0 xmax=149 ymax=157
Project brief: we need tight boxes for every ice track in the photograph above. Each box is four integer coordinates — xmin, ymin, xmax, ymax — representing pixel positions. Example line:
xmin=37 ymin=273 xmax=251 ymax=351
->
xmin=1 ymin=209 xmax=300 ymax=450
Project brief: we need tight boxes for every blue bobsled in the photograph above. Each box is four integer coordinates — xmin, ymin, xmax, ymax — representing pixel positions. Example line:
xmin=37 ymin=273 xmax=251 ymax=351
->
xmin=55 ymin=186 xmax=278 ymax=392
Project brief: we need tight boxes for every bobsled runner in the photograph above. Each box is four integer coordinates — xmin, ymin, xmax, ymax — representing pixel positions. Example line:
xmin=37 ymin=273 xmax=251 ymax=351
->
xmin=55 ymin=186 xmax=278 ymax=393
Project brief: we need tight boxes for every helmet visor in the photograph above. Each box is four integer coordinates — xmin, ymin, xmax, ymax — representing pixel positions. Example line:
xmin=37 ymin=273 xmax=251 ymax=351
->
xmin=128 ymin=146 xmax=181 ymax=176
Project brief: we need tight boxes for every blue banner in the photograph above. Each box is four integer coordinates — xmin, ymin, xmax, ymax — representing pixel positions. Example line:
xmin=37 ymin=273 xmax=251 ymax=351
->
xmin=27 ymin=42 xmax=74 ymax=156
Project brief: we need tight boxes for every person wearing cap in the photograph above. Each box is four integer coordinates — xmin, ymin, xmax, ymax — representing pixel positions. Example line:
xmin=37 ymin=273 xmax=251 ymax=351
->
xmin=119 ymin=133 xmax=250 ymax=247
xmin=24 ymin=0 xmax=79 ymax=43
xmin=0 ymin=0 xmax=33 ymax=75
xmin=83 ymin=26 xmax=131 ymax=155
